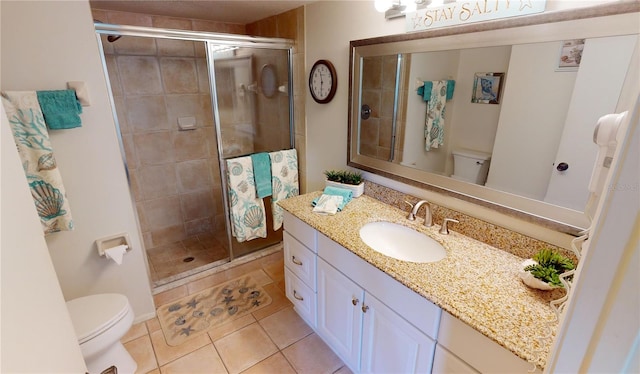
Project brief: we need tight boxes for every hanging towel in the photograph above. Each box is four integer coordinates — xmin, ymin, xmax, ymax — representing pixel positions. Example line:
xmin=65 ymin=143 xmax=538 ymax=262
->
xmin=417 ymin=80 xmax=455 ymax=101
xmin=226 ymin=156 xmax=267 ymax=242
xmin=311 ymin=186 xmax=353 ymax=212
xmin=425 ymin=80 xmax=448 ymax=151
xmin=36 ymin=89 xmax=82 ymax=129
xmin=250 ymin=152 xmax=272 ymax=198
xmin=1 ymin=91 xmax=74 ymax=233
xmin=269 ymin=149 xmax=299 ymax=231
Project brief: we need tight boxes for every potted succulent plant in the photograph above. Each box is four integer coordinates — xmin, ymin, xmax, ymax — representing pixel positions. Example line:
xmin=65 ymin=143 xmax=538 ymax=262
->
xmin=324 ymin=170 xmax=364 ymax=197
xmin=518 ymin=249 xmax=575 ymax=290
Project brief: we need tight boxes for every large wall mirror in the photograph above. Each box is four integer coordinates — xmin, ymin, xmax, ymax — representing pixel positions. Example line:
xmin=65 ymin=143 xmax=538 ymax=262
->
xmin=348 ymin=4 xmax=639 ymax=235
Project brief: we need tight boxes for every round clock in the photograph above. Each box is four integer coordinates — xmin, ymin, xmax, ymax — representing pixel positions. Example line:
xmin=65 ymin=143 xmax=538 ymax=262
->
xmin=309 ymin=60 xmax=337 ymax=104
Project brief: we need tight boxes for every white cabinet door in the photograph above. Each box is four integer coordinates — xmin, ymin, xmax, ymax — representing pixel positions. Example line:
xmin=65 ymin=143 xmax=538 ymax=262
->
xmin=361 ymin=293 xmax=436 ymax=374
xmin=316 ymin=258 xmax=364 ymax=372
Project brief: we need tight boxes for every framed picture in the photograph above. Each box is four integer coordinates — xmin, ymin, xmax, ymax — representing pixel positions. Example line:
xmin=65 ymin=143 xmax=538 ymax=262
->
xmin=557 ymin=39 xmax=585 ymax=71
xmin=471 ymin=72 xmax=504 ymax=104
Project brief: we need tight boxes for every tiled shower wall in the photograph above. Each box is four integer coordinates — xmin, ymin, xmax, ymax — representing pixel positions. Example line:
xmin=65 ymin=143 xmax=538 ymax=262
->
xmin=360 ymin=55 xmax=406 ymax=162
xmin=92 ymin=10 xmax=248 ymax=251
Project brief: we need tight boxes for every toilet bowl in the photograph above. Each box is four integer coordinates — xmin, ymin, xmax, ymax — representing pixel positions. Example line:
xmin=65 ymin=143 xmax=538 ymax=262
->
xmin=66 ymin=293 xmax=137 ymax=374
xmin=451 ymin=148 xmax=492 ymax=185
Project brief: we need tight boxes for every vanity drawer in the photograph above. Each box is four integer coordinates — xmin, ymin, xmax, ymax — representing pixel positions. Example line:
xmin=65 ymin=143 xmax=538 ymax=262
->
xmin=283 ymin=211 xmax=317 ymax=252
xmin=284 ymin=232 xmax=317 ymax=291
xmin=285 ymin=267 xmax=317 ymax=328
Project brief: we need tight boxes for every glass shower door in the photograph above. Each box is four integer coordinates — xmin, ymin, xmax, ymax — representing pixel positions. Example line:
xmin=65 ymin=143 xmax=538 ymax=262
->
xmin=208 ymin=44 xmax=293 ymax=259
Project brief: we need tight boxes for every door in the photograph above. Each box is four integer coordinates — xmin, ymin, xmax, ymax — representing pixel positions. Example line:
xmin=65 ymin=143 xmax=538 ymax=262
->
xmin=316 ymin=258 xmax=364 ymax=371
xmin=361 ymin=292 xmax=436 ymax=373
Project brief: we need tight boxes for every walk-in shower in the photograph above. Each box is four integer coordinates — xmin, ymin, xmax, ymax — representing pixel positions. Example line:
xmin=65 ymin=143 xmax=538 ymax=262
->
xmin=94 ymin=23 xmax=294 ymax=287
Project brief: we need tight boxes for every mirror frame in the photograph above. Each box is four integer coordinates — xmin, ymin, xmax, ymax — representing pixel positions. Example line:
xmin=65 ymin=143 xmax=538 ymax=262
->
xmin=348 ymin=2 xmax=640 ymax=235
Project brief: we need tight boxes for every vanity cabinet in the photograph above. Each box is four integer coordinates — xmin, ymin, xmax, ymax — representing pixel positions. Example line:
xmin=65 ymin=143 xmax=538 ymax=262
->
xmin=283 ymin=212 xmax=535 ymax=373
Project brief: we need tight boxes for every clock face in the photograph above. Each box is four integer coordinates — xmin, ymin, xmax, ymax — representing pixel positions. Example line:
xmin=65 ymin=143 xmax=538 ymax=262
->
xmin=309 ymin=60 xmax=337 ymax=103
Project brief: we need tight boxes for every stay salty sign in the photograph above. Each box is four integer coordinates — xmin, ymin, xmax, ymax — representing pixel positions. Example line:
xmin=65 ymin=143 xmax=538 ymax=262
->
xmin=406 ymin=0 xmax=546 ymax=32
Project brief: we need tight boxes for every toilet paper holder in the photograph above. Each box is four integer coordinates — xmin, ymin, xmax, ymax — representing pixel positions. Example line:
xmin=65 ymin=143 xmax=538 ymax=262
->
xmin=96 ymin=233 xmax=132 ymax=257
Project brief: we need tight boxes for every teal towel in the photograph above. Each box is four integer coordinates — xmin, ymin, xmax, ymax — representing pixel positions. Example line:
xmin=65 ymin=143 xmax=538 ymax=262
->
xmin=36 ymin=90 xmax=82 ymax=129
xmin=312 ymin=186 xmax=353 ymax=211
xmin=417 ymin=80 xmax=455 ymax=101
xmin=251 ymin=152 xmax=272 ymax=198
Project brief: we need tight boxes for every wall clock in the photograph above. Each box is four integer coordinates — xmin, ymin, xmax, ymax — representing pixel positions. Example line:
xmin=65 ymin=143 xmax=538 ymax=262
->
xmin=309 ymin=59 xmax=337 ymax=104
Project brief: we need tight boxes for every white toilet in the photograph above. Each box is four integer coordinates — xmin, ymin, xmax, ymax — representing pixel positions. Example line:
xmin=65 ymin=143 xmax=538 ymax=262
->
xmin=451 ymin=149 xmax=492 ymax=185
xmin=66 ymin=293 xmax=137 ymax=374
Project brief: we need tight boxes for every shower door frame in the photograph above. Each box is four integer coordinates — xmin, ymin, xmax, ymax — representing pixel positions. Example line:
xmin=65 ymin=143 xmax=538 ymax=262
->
xmin=95 ymin=23 xmax=295 ymax=264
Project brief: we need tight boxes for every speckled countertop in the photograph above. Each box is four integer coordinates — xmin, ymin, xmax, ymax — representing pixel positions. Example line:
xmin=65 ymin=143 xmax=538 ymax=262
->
xmin=278 ymin=192 xmax=561 ymax=369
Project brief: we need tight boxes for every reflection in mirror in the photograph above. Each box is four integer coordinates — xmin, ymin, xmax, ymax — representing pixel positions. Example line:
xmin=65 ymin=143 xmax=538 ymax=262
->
xmin=349 ymin=7 xmax=640 ymax=233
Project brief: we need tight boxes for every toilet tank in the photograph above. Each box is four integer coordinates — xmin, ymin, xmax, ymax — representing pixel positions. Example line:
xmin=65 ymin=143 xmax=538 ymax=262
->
xmin=451 ymin=149 xmax=492 ymax=185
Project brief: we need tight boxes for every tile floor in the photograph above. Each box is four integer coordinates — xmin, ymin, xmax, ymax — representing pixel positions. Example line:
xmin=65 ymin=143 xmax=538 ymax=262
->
xmin=123 ymin=250 xmax=350 ymax=374
xmin=147 ymin=233 xmax=229 ymax=284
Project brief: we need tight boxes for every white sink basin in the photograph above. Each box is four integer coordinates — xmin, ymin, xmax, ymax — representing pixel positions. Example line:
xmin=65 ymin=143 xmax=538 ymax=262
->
xmin=359 ymin=221 xmax=446 ymax=263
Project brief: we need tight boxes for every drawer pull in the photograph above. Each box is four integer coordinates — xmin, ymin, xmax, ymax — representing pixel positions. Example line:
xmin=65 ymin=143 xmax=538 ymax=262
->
xmin=293 ymin=290 xmax=304 ymax=301
xmin=291 ymin=256 xmax=303 ymax=266
xmin=362 ymin=304 xmax=369 ymax=313
xmin=352 ymin=297 xmax=359 ymax=306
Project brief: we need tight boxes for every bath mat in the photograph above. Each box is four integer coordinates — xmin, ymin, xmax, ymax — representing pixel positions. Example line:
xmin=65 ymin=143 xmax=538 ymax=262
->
xmin=157 ymin=274 xmax=272 ymax=346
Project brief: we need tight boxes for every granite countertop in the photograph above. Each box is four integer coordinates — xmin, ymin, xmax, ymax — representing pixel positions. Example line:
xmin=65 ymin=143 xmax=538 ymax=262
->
xmin=278 ymin=192 xmax=561 ymax=369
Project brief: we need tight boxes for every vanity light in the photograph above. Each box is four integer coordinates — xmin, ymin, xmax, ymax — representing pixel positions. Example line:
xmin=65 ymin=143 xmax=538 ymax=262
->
xmin=376 ymin=0 xmax=454 ymax=19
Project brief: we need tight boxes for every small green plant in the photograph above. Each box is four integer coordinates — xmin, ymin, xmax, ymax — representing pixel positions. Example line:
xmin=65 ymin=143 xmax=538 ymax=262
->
xmin=524 ymin=249 xmax=575 ymax=288
xmin=324 ymin=170 xmax=363 ymax=185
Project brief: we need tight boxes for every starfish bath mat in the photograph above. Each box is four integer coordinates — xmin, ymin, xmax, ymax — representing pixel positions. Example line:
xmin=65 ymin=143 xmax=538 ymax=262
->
xmin=157 ymin=274 xmax=272 ymax=346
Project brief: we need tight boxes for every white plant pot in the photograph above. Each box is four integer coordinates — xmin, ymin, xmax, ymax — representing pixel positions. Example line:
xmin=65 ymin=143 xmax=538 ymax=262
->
xmin=325 ymin=180 xmax=365 ymax=198
xmin=518 ymin=259 xmax=559 ymax=291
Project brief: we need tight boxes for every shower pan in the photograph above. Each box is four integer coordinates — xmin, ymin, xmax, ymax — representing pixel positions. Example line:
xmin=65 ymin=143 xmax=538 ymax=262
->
xmin=94 ymin=23 xmax=294 ymax=287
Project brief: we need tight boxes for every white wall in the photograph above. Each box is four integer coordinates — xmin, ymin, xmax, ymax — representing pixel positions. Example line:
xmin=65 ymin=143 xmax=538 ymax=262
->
xmin=485 ymin=41 xmax=577 ymax=200
xmin=1 ymin=107 xmax=87 ymax=373
xmin=1 ymin=1 xmax=155 ymax=320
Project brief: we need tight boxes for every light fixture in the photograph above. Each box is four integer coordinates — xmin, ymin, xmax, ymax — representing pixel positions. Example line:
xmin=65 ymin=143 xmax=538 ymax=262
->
xmin=376 ymin=0 xmax=454 ymax=19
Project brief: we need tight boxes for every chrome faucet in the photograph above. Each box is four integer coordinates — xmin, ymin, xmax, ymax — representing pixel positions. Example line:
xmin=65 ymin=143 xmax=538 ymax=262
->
xmin=405 ymin=200 xmax=433 ymax=227
xmin=439 ymin=218 xmax=459 ymax=235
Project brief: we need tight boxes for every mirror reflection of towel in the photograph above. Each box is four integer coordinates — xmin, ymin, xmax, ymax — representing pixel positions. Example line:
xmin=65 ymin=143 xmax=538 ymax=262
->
xmin=425 ymin=80 xmax=448 ymax=151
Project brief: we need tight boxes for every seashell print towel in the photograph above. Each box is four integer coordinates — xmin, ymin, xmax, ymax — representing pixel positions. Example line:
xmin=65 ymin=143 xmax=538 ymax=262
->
xmin=269 ymin=149 xmax=299 ymax=231
xmin=226 ymin=156 xmax=267 ymax=242
xmin=2 ymin=91 xmax=74 ymax=234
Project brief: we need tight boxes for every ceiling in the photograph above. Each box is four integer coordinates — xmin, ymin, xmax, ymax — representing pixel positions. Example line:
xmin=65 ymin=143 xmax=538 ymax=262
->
xmin=89 ymin=0 xmax=316 ymax=25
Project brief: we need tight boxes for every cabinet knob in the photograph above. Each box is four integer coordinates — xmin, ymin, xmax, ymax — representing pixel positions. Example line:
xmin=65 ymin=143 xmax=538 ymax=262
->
xmin=352 ymin=297 xmax=359 ymax=306
xmin=362 ymin=304 xmax=369 ymax=313
xmin=293 ymin=290 xmax=304 ymax=301
xmin=291 ymin=256 xmax=303 ymax=266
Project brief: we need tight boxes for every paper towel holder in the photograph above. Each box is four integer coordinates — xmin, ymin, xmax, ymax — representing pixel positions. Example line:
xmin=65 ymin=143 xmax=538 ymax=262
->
xmin=96 ymin=233 xmax=132 ymax=257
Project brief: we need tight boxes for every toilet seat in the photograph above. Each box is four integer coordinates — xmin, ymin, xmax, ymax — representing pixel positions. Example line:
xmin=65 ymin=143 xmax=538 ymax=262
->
xmin=67 ymin=293 xmax=130 ymax=344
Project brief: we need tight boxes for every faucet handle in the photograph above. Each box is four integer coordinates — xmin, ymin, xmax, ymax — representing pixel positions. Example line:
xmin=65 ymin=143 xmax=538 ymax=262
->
xmin=404 ymin=201 xmax=416 ymax=220
xmin=439 ymin=218 xmax=459 ymax=235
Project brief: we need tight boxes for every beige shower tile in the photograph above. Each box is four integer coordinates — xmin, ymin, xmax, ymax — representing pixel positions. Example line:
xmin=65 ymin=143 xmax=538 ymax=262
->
xmin=176 ymin=160 xmax=212 ymax=193
xmin=144 ymin=196 xmax=183 ymax=230
xmin=159 ymin=344 xmax=226 ymax=374
xmin=160 ymin=58 xmax=198 ymax=94
xmin=173 ymin=128 xmax=207 ymax=161
xmin=126 ymin=95 xmax=169 ymax=133
xmin=124 ymin=335 xmax=158 ymax=374
xmin=362 ymin=56 xmax=383 ymax=89
xmin=136 ymin=202 xmax=150 ymax=232
xmin=112 ymin=96 xmax=129 ymax=134
xmin=360 ymin=119 xmax=380 ymax=146
xmin=151 ymin=225 xmax=187 ymax=247
xmin=158 ymin=39 xmax=195 ymax=57
xmin=185 ymin=218 xmax=214 ymax=238
xmin=200 ymin=94 xmax=214 ymax=127
xmin=378 ymin=117 xmax=394 ymax=148
xmin=139 ymin=164 xmax=178 ymax=199
xmin=121 ymin=133 xmax=138 ymax=170
xmin=118 ymin=56 xmax=163 ymax=95
xmin=165 ymin=94 xmax=205 ymax=130
xmin=213 ymin=323 xmax=277 ymax=374
xmin=149 ymin=329 xmax=210 ymax=367
xmin=180 ymin=190 xmax=215 ymax=221
xmin=134 ymin=132 xmax=174 ymax=166
xmin=152 ymin=16 xmax=192 ymax=30
xmin=382 ymin=54 xmax=399 ymax=90
xmin=128 ymin=169 xmax=142 ymax=201
xmin=107 ymin=11 xmax=153 ymax=27
xmin=196 ymin=58 xmax=210 ymax=94
xmin=104 ymin=55 xmax=122 ymax=97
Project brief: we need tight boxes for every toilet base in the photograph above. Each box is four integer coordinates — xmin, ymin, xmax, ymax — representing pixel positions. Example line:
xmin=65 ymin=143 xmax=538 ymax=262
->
xmin=85 ymin=341 xmax=137 ymax=374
